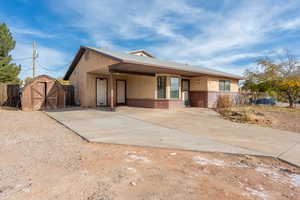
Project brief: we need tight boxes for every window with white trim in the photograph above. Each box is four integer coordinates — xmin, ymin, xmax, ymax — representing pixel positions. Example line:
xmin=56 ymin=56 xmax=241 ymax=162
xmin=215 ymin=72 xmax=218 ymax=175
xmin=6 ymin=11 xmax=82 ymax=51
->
xmin=157 ymin=76 xmax=166 ymax=99
xmin=170 ymin=77 xmax=180 ymax=98
xmin=219 ymin=80 xmax=231 ymax=91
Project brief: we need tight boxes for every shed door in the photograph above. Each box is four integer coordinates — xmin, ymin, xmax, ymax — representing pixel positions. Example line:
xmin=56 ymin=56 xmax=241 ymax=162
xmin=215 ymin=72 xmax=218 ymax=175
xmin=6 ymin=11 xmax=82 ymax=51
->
xmin=31 ymin=82 xmax=46 ymax=111
xmin=45 ymin=81 xmax=58 ymax=109
xmin=117 ymin=80 xmax=126 ymax=104
xmin=96 ymin=78 xmax=107 ymax=106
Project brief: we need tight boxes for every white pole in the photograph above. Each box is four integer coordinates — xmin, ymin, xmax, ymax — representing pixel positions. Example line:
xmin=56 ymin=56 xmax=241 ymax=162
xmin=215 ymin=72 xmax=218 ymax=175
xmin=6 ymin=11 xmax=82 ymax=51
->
xmin=32 ymin=41 xmax=37 ymax=77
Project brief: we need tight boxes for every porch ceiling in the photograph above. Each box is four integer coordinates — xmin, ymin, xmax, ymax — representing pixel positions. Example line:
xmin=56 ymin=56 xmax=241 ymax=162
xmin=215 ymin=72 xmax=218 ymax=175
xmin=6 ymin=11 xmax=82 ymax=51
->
xmin=109 ymin=63 xmax=207 ymax=77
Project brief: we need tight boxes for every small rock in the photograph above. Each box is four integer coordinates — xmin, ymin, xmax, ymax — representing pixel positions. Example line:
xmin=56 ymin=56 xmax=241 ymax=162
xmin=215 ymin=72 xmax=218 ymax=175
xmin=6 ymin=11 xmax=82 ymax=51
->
xmin=127 ymin=167 xmax=137 ymax=172
xmin=169 ymin=152 xmax=177 ymax=156
xmin=130 ymin=181 xmax=137 ymax=186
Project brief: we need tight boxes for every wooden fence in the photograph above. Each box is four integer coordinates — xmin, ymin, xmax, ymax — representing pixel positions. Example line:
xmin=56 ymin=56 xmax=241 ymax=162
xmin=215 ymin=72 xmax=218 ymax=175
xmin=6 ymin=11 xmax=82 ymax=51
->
xmin=0 ymin=84 xmax=20 ymax=107
xmin=0 ymin=84 xmax=74 ymax=108
xmin=62 ymin=85 xmax=75 ymax=106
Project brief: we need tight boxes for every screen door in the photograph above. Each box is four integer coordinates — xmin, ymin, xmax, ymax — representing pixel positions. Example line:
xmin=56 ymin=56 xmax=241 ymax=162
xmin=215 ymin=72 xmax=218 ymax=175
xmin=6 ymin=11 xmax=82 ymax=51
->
xmin=96 ymin=78 xmax=107 ymax=106
xmin=117 ymin=80 xmax=126 ymax=104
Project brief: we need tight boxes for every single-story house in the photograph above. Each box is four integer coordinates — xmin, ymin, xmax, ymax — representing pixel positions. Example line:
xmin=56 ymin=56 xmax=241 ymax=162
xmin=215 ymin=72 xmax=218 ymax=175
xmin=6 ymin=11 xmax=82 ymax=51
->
xmin=63 ymin=46 xmax=242 ymax=109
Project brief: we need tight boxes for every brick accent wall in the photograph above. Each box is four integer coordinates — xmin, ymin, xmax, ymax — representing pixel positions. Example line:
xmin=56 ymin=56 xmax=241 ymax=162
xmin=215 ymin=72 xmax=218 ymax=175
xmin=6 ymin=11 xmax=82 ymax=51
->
xmin=126 ymin=99 xmax=184 ymax=109
xmin=207 ymin=91 xmax=239 ymax=108
xmin=190 ymin=91 xmax=239 ymax=108
xmin=153 ymin=99 xmax=169 ymax=108
xmin=190 ymin=91 xmax=208 ymax=107
xmin=126 ymin=99 xmax=155 ymax=108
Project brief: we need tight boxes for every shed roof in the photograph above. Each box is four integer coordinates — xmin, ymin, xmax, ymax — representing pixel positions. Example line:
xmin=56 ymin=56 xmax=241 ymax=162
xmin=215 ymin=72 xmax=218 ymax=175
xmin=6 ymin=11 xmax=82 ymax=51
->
xmin=64 ymin=46 xmax=243 ymax=80
xmin=24 ymin=75 xmax=57 ymax=86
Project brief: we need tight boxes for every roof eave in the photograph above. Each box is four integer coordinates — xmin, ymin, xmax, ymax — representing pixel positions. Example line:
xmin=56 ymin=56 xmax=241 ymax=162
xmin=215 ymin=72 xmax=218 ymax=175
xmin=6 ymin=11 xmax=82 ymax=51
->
xmin=64 ymin=46 xmax=243 ymax=80
xmin=84 ymin=46 xmax=123 ymax=62
xmin=63 ymin=46 xmax=123 ymax=80
xmin=63 ymin=46 xmax=85 ymax=80
xmin=120 ymin=59 xmax=243 ymax=80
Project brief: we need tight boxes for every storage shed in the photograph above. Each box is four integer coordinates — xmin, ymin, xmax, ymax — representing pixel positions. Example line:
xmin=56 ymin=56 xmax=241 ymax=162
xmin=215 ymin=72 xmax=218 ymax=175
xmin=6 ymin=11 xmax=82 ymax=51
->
xmin=21 ymin=75 xmax=66 ymax=111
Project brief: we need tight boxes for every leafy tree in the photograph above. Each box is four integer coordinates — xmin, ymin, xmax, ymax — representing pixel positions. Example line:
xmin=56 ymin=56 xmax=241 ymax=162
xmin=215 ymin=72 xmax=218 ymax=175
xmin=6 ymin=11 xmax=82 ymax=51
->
xmin=243 ymin=49 xmax=300 ymax=108
xmin=242 ymin=68 xmax=272 ymax=102
xmin=257 ymin=50 xmax=300 ymax=108
xmin=0 ymin=23 xmax=21 ymax=84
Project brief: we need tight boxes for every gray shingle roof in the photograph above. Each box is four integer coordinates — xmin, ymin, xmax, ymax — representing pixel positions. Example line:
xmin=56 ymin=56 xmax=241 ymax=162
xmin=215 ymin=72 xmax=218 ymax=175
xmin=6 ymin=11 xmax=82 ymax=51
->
xmin=64 ymin=46 xmax=243 ymax=80
xmin=87 ymin=47 xmax=242 ymax=79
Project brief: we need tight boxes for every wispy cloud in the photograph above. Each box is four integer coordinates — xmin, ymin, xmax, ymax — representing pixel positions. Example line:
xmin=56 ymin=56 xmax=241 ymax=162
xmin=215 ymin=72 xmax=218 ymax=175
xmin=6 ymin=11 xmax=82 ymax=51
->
xmin=195 ymin=53 xmax=262 ymax=66
xmin=53 ymin=0 xmax=300 ymax=72
xmin=12 ymin=42 xmax=69 ymax=79
xmin=5 ymin=21 xmax=70 ymax=79
xmin=54 ymin=0 xmax=204 ymax=47
xmin=278 ymin=18 xmax=300 ymax=31
xmin=11 ymin=27 xmax=56 ymax=38
xmin=7 ymin=0 xmax=300 ymax=79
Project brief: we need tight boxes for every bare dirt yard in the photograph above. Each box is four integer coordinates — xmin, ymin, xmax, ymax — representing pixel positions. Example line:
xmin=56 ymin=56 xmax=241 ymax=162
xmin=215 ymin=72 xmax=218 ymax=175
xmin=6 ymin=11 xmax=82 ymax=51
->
xmin=0 ymin=109 xmax=299 ymax=200
xmin=217 ymin=105 xmax=300 ymax=134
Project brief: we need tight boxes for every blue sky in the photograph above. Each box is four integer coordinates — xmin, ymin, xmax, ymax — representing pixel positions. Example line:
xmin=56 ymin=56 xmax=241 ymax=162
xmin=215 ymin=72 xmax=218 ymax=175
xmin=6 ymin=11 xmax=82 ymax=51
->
xmin=2 ymin=0 xmax=300 ymax=79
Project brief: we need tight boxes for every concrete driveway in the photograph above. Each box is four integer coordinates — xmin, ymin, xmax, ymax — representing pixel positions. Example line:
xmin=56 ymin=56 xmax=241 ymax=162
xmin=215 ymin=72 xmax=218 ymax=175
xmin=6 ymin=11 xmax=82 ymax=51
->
xmin=46 ymin=107 xmax=300 ymax=166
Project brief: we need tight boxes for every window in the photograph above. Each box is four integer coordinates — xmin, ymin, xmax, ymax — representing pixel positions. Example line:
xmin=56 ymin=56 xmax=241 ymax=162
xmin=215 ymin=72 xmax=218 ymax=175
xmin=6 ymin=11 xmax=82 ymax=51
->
xmin=157 ymin=76 xmax=166 ymax=98
xmin=219 ymin=80 xmax=231 ymax=91
xmin=170 ymin=77 xmax=180 ymax=98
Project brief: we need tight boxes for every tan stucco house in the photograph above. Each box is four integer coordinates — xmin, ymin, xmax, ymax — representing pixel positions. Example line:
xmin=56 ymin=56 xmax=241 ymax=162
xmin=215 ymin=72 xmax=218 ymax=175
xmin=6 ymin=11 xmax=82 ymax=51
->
xmin=64 ymin=46 xmax=242 ymax=109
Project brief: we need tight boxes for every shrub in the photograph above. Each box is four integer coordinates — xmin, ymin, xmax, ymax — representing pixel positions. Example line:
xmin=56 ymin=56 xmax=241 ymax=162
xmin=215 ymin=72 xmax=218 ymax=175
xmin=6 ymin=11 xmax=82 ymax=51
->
xmin=216 ymin=95 xmax=233 ymax=109
xmin=242 ymin=111 xmax=257 ymax=122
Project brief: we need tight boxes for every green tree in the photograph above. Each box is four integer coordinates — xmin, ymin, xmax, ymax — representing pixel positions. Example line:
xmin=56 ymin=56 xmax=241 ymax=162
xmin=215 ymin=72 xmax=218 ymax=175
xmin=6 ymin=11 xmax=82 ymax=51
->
xmin=243 ymin=49 xmax=300 ymax=108
xmin=0 ymin=23 xmax=21 ymax=84
xmin=242 ymin=68 xmax=272 ymax=102
xmin=257 ymin=50 xmax=300 ymax=108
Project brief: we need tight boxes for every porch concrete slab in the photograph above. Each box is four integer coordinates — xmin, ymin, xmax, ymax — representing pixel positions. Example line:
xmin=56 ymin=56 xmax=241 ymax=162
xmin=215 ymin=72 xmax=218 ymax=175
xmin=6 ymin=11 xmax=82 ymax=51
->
xmin=90 ymin=125 xmax=263 ymax=155
xmin=118 ymin=107 xmax=300 ymax=158
xmin=46 ymin=107 xmax=300 ymax=167
xmin=279 ymin=142 xmax=300 ymax=166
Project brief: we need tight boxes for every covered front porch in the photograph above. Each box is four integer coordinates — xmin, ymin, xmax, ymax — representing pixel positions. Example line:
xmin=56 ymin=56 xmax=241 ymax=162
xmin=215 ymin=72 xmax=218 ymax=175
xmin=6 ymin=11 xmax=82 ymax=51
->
xmin=85 ymin=71 xmax=190 ymax=109
xmin=82 ymin=60 xmax=204 ymax=109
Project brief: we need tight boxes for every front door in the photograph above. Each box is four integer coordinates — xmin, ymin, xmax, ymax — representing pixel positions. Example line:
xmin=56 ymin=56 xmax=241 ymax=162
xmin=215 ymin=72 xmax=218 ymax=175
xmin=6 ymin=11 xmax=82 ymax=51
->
xmin=116 ymin=80 xmax=126 ymax=105
xmin=96 ymin=78 xmax=107 ymax=106
xmin=182 ymin=79 xmax=190 ymax=106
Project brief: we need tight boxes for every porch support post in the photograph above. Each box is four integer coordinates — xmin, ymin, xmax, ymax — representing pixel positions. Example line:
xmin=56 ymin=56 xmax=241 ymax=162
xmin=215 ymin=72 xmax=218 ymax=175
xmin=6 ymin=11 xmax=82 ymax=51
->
xmin=110 ymin=72 xmax=114 ymax=109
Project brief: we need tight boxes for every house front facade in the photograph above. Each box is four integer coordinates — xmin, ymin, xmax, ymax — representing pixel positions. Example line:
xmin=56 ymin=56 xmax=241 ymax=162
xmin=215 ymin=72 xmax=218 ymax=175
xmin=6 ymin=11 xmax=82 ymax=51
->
xmin=64 ymin=46 xmax=242 ymax=109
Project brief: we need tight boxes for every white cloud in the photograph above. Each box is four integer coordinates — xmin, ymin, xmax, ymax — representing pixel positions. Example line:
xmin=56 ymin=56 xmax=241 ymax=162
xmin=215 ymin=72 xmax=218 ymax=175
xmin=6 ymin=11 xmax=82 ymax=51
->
xmin=1 ymin=18 xmax=70 ymax=80
xmin=55 ymin=0 xmax=203 ymax=46
xmin=11 ymin=27 xmax=55 ymax=38
xmin=278 ymin=18 xmax=300 ymax=30
xmin=12 ymin=42 xmax=69 ymax=79
xmin=195 ymin=53 xmax=261 ymax=66
xmin=152 ymin=0 xmax=299 ymax=58
xmin=48 ymin=0 xmax=300 ymax=76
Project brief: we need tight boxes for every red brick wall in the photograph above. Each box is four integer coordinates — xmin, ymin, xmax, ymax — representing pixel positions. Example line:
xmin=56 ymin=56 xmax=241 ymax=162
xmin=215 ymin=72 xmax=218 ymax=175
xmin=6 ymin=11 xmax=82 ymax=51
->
xmin=190 ymin=91 xmax=208 ymax=107
xmin=190 ymin=91 xmax=239 ymax=108
xmin=126 ymin=99 xmax=184 ymax=109
xmin=126 ymin=99 xmax=155 ymax=108
xmin=153 ymin=99 xmax=169 ymax=108
xmin=207 ymin=91 xmax=239 ymax=108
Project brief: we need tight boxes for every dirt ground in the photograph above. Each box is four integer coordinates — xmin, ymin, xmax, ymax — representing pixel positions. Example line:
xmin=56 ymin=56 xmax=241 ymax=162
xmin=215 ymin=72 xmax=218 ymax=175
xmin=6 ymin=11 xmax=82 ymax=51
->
xmin=0 ymin=109 xmax=299 ymax=200
xmin=225 ymin=106 xmax=300 ymax=134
